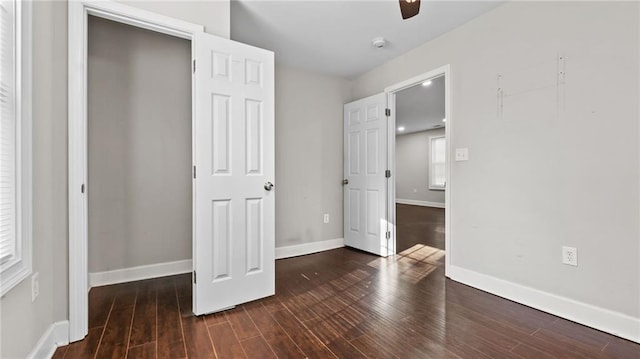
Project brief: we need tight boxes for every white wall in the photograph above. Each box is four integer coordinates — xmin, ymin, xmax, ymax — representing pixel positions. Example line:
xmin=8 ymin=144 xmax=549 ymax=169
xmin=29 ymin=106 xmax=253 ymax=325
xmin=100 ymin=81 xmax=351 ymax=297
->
xmin=275 ymin=65 xmax=352 ymax=248
xmin=396 ymin=128 xmax=445 ymax=205
xmin=88 ymin=16 xmax=192 ymax=272
xmin=0 ymin=1 xmax=230 ymax=358
xmin=354 ymin=0 xmax=639 ymax=334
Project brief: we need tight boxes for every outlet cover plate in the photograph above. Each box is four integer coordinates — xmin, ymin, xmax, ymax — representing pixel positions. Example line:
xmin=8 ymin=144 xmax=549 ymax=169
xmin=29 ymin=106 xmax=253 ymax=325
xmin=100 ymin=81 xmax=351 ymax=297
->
xmin=562 ymin=246 xmax=578 ymax=266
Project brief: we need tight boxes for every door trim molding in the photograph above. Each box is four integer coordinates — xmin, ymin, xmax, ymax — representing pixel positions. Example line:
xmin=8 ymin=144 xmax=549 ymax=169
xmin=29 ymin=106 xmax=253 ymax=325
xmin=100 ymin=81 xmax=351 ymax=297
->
xmin=68 ymin=0 xmax=203 ymax=342
xmin=385 ymin=65 xmax=452 ymax=275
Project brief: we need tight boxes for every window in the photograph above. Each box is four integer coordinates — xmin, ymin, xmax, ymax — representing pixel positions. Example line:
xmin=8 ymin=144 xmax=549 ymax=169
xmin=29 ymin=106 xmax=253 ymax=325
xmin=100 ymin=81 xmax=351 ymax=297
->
xmin=1 ymin=0 xmax=31 ymax=296
xmin=429 ymin=135 xmax=445 ymax=190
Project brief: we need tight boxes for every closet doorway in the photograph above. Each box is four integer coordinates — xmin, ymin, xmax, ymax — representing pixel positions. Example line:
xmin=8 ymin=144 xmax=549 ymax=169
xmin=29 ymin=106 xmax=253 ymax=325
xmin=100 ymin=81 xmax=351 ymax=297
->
xmin=68 ymin=1 xmax=276 ymax=342
xmin=87 ymin=15 xmax=193 ymax=289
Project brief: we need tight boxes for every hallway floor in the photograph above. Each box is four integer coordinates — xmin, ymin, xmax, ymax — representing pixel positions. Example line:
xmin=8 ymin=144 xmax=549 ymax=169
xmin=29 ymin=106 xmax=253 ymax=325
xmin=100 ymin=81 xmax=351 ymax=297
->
xmin=396 ymin=203 xmax=445 ymax=252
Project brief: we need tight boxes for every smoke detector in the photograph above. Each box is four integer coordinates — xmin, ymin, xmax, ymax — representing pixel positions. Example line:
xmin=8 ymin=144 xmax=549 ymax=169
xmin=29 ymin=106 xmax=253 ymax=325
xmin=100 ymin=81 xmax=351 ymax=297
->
xmin=371 ymin=37 xmax=386 ymax=49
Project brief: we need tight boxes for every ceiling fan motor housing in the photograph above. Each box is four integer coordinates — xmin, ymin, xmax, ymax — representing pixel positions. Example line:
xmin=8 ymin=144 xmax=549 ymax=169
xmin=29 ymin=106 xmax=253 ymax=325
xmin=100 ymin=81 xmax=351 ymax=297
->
xmin=400 ymin=0 xmax=421 ymax=20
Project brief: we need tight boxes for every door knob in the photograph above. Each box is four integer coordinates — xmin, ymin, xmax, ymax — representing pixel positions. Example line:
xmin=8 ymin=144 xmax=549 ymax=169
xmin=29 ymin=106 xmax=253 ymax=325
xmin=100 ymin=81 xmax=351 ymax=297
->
xmin=342 ymin=179 xmax=349 ymax=185
xmin=264 ymin=182 xmax=274 ymax=191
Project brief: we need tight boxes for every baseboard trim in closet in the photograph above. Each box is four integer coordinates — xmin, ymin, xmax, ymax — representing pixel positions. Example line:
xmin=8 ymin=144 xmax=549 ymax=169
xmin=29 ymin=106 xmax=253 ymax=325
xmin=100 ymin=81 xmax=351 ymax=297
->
xmin=89 ymin=259 xmax=192 ymax=288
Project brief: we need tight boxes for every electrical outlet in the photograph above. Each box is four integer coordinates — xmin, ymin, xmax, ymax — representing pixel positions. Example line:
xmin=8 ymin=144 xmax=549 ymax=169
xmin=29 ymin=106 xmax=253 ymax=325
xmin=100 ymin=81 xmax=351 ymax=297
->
xmin=323 ymin=213 xmax=329 ymax=224
xmin=31 ymin=272 xmax=39 ymax=302
xmin=562 ymin=246 xmax=578 ymax=266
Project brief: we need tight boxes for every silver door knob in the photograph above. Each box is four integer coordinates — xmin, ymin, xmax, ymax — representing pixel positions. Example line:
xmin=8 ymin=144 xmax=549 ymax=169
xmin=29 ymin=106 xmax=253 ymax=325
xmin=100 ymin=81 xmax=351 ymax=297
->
xmin=343 ymin=179 xmax=349 ymax=185
xmin=264 ymin=182 xmax=274 ymax=191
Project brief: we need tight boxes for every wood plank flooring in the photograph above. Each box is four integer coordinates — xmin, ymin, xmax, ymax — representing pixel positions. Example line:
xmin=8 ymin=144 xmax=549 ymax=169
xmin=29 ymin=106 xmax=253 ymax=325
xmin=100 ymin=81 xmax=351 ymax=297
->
xmin=54 ymin=205 xmax=640 ymax=358
xmin=53 ymin=249 xmax=640 ymax=359
xmin=396 ymin=204 xmax=445 ymax=252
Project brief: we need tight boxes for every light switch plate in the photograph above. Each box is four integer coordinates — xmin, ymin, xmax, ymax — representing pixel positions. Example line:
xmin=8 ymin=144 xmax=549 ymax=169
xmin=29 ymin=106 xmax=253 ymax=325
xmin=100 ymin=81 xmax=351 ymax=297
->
xmin=455 ymin=148 xmax=469 ymax=161
xmin=31 ymin=272 xmax=39 ymax=302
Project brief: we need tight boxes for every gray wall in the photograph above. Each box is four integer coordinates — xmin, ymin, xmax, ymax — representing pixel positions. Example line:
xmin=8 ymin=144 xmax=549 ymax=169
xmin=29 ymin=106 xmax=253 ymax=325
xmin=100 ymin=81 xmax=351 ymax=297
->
xmin=275 ymin=65 xmax=352 ymax=247
xmin=354 ymin=1 xmax=639 ymax=319
xmin=0 ymin=2 xmax=68 ymax=357
xmin=88 ymin=17 xmax=191 ymax=273
xmin=0 ymin=1 xmax=230 ymax=357
xmin=3 ymin=1 xmax=638 ymax=357
xmin=396 ymin=128 xmax=445 ymax=204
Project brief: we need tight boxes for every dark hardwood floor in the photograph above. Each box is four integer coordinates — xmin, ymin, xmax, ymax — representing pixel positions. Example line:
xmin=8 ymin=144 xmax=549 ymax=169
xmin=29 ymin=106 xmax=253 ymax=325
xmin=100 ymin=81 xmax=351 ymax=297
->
xmin=396 ymin=204 xmax=445 ymax=252
xmin=53 ymin=205 xmax=640 ymax=358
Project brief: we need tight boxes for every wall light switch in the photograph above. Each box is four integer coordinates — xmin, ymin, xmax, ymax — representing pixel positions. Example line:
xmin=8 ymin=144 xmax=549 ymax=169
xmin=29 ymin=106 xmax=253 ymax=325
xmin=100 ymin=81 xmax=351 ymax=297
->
xmin=455 ymin=148 xmax=469 ymax=161
xmin=323 ymin=213 xmax=330 ymax=224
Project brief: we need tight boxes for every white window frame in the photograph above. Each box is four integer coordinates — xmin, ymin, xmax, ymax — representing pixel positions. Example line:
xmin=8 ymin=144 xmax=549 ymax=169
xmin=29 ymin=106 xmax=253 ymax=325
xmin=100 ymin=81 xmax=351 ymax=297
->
xmin=0 ymin=0 xmax=32 ymax=297
xmin=429 ymin=135 xmax=445 ymax=191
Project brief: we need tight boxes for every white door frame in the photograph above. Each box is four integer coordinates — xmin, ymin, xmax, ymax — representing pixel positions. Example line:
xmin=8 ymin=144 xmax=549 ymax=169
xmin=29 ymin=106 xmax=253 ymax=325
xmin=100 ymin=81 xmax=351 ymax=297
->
xmin=384 ymin=65 xmax=452 ymax=276
xmin=68 ymin=0 xmax=203 ymax=342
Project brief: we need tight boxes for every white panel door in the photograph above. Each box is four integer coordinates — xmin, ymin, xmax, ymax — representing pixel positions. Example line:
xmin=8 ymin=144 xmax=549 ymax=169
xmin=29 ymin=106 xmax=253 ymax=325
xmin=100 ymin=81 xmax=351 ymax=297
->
xmin=343 ymin=93 xmax=389 ymax=256
xmin=193 ymin=32 xmax=275 ymax=315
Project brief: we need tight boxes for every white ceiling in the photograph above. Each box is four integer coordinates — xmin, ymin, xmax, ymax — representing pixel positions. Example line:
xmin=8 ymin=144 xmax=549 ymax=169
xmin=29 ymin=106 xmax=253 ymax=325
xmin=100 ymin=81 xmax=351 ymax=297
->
xmin=396 ymin=75 xmax=445 ymax=135
xmin=231 ymin=0 xmax=504 ymax=79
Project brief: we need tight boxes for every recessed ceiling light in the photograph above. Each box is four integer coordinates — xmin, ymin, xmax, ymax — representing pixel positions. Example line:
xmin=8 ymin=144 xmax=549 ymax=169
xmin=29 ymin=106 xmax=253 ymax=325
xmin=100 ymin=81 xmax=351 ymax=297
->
xmin=442 ymin=118 xmax=447 ymax=122
xmin=422 ymin=80 xmax=432 ymax=87
xmin=397 ymin=126 xmax=405 ymax=132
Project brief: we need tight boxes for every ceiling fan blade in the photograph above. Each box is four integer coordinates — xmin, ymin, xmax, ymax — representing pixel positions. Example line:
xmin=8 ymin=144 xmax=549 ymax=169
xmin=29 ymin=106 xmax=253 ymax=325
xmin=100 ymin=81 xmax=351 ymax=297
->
xmin=399 ymin=0 xmax=421 ymax=20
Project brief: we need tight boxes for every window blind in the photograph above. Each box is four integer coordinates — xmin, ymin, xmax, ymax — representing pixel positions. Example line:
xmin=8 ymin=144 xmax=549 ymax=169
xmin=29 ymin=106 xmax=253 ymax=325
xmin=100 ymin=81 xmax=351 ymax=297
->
xmin=0 ymin=0 xmax=17 ymax=264
xmin=430 ymin=136 xmax=445 ymax=188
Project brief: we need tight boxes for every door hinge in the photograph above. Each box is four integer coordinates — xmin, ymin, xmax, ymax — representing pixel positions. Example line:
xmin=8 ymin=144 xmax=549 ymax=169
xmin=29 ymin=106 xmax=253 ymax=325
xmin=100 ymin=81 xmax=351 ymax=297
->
xmin=385 ymin=169 xmax=391 ymax=178
xmin=193 ymin=270 xmax=196 ymax=284
xmin=193 ymin=59 xmax=196 ymax=73
xmin=385 ymin=231 xmax=391 ymax=239
xmin=385 ymin=108 xmax=391 ymax=117
xmin=193 ymin=165 xmax=196 ymax=179
xmin=81 ymin=184 xmax=85 ymax=193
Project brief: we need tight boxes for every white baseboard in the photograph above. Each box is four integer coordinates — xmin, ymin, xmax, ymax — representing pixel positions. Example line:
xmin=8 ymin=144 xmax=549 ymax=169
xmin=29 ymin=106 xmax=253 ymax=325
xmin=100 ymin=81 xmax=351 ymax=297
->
xmin=448 ymin=265 xmax=640 ymax=344
xmin=27 ymin=320 xmax=69 ymax=359
xmin=396 ymin=198 xmax=445 ymax=208
xmin=276 ymin=238 xmax=344 ymax=259
xmin=89 ymin=259 xmax=192 ymax=288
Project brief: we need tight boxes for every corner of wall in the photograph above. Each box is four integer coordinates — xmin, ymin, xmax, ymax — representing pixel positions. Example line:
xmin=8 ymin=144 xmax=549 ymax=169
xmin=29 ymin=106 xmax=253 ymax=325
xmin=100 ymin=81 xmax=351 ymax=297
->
xmin=26 ymin=321 xmax=69 ymax=359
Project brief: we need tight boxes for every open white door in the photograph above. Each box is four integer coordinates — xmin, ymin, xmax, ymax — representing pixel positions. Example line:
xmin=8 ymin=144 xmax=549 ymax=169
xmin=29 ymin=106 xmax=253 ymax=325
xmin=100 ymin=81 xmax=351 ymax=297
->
xmin=193 ymin=32 xmax=275 ymax=315
xmin=343 ymin=93 xmax=389 ymax=256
